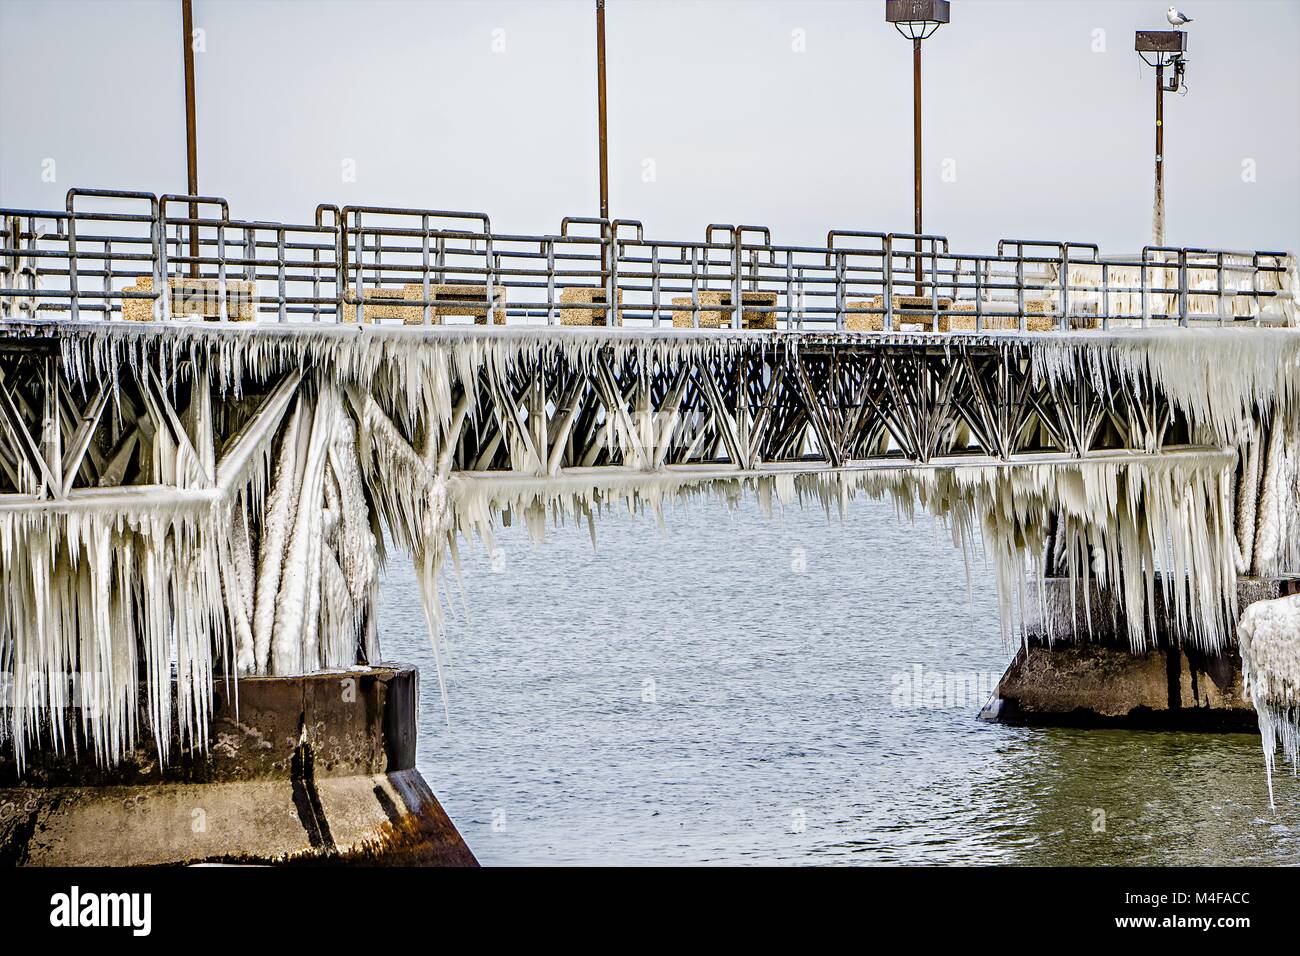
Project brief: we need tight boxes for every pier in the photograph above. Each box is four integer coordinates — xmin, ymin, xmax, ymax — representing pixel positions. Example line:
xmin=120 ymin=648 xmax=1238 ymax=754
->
xmin=1 ymin=188 xmax=1298 ymax=862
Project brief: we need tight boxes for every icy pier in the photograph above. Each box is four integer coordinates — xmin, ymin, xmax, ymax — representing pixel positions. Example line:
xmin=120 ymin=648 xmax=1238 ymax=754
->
xmin=0 ymin=318 xmax=1296 ymax=765
xmin=2 ymin=188 xmax=1300 ymax=840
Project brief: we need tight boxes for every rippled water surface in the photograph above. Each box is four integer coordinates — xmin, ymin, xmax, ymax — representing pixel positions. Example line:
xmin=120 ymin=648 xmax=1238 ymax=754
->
xmin=378 ymin=498 xmax=1300 ymax=866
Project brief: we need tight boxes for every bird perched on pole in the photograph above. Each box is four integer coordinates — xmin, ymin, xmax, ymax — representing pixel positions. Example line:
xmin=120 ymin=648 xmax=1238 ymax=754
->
xmin=1167 ymin=6 xmax=1194 ymax=27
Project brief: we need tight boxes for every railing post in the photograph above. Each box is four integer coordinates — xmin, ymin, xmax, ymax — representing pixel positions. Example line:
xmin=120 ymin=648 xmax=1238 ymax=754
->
xmin=485 ymin=228 xmax=496 ymax=326
xmin=1215 ymin=252 xmax=1226 ymax=324
xmin=1140 ymin=248 xmax=1151 ymax=327
xmin=731 ymin=231 xmax=742 ymax=330
xmin=217 ymin=212 xmax=227 ymax=323
xmin=883 ymin=236 xmax=894 ymax=332
xmin=311 ymin=241 xmax=320 ymax=322
xmin=1014 ymin=244 xmax=1026 ymax=332
xmin=835 ymin=251 xmax=846 ymax=332
xmin=353 ymin=214 xmax=365 ymax=324
xmin=67 ymin=211 xmax=80 ymax=322
xmin=156 ymin=200 xmax=171 ymax=322
xmin=546 ymin=239 xmax=557 ymax=325
xmin=1101 ymin=263 xmax=1110 ymax=330
xmin=1 ymin=217 xmax=12 ymax=319
xmin=243 ymin=224 xmax=254 ymax=289
xmin=606 ymin=223 xmax=618 ymax=327
xmin=1059 ymin=246 xmax=1069 ymax=331
xmin=331 ymin=210 xmax=344 ymax=323
xmin=28 ymin=217 xmax=40 ymax=319
xmin=796 ymin=266 xmax=806 ymax=330
xmin=102 ymin=237 xmax=113 ymax=320
xmin=1250 ymin=253 xmax=1260 ymax=325
xmin=1177 ymin=248 xmax=1189 ymax=327
xmin=929 ymin=241 xmax=939 ymax=332
xmin=784 ymin=252 xmax=794 ymax=332
xmin=690 ymin=246 xmax=701 ymax=329
xmin=421 ymin=214 xmax=431 ymax=326
xmin=276 ymin=227 xmax=287 ymax=323
xmin=651 ymin=244 xmax=661 ymax=328
xmin=241 ymin=223 xmax=253 ymax=321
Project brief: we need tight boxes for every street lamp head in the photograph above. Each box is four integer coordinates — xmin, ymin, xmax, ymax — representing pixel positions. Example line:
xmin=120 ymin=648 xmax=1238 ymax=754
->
xmin=1135 ymin=29 xmax=1187 ymax=69
xmin=886 ymin=0 xmax=950 ymax=41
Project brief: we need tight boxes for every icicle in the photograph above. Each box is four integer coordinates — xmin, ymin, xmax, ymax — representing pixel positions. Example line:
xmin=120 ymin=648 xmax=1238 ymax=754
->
xmin=252 ymin=400 xmax=303 ymax=673
xmin=271 ymin=385 xmax=338 ymax=675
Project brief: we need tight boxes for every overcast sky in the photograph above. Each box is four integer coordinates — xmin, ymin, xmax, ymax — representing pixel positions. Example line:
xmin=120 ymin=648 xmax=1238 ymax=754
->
xmin=1 ymin=0 xmax=1297 ymax=254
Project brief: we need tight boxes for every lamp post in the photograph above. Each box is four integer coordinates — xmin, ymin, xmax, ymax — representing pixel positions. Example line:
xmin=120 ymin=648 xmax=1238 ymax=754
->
xmin=1135 ymin=30 xmax=1188 ymax=247
xmin=885 ymin=0 xmax=949 ymax=293
xmin=595 ymin=0 xmax=611 ymax=293
xmin=596 ymin=0 xmax=609 ymax=222
xmin=180 ymin=0 xmax=200 ymax=277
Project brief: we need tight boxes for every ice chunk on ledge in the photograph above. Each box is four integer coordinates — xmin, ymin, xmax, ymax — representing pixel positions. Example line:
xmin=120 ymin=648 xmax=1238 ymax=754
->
xmin=1239 ymin=593 xmax=1300 ymax=808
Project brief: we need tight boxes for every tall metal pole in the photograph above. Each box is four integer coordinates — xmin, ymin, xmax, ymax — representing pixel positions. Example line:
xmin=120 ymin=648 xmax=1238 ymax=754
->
xmin=912 ymin=37 xmax=923 ymax=293
xmin=1153 ymin=63 xmax=1166 ymax=247
xmin=181 ymin=0 xmax=199 ymax=277
xmin=596 ymin=0 xmax=609 ymax=222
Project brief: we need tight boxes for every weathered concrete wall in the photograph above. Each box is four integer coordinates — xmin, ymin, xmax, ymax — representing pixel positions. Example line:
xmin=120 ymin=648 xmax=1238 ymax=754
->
xmin=988 ymin=643 xmax=1255 ymax=730
xmin=0 ymin=666 xmax=477 ymax=866
xmin=984 ymin=579 xmax=1291 ymax=731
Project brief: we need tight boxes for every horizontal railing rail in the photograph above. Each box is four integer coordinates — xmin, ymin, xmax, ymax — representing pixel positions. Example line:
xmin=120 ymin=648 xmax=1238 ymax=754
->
xmin=0 ymin=188 xmax=1294 ymax=330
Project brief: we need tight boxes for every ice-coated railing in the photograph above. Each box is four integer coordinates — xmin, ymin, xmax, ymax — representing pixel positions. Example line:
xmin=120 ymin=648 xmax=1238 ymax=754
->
xmin=0 ymin=187 xmax=1295 ymax=330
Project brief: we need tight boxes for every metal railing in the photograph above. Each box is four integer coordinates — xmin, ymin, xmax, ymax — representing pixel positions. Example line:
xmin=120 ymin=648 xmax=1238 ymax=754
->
xmin=1 ymin=188 xmax=1294 ymax=331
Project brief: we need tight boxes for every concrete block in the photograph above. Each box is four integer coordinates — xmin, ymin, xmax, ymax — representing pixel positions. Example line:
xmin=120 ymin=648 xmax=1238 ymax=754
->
xmin=118 ymin=276 xmax=257 ymax=322
xmin=946 ymin=299 xmax=1057 ymax=332
xmin=559 ymin=286 xmax=622 ymax=326
xmin=401 ymin=283 xmax=506 ymax=324
xmin=980 ymin=577 xmax=1284 ymax=730
xmin=119 ymin=276 xmax=158 ymax=322
xmin=842 ymin=296 xmax=953 ymax=332
xmin=0 ymin=666 xmax=477 ymax=866
xmin=345 ymin=286 xmax=419 ymax=324
xmin=671 ymin=290 xmax=778 ymax=329
xmin=346 ymin=284 xmax=507 ymax=325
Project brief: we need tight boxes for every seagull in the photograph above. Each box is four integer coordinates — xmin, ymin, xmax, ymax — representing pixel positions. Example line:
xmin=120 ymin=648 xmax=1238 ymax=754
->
xmin=1167 ymin=6 xmax=1194 ymax=27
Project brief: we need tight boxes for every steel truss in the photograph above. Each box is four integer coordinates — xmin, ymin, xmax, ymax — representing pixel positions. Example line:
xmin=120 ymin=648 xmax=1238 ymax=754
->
xmin=0 ymin=336 xmax=1193 ymax=511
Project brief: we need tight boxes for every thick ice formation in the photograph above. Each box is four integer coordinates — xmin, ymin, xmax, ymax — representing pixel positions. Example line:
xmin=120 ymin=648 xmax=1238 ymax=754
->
xmin=1239 ymin=593 xmax=1300 ymax=807
xmin=1 ymin=321 xmax=1298 ymax=774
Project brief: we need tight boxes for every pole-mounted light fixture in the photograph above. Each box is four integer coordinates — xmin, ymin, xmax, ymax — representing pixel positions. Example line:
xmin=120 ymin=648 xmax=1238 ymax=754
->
xmin=181 ymin=0 xmax=200 ymax=277
xmin=886 ymin=0 xmax=949 ymax=40
xmin=596 ymin=0 xmax=609 ymax=223
xmin=1135 ymin=29 xmax=1189 ymax=247
xmin=885 ymin=0 xmax=950 ymax=293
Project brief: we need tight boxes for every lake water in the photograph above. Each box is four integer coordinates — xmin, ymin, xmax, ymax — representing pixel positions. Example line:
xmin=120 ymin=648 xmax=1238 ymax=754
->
xmin=378 ymin=497 xmax=1300 ymax=865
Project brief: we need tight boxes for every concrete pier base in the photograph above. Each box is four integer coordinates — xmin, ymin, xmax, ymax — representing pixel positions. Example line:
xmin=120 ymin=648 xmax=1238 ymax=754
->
xmin=982 ymin=579 xmax=1291 ymax=731
xmin=0 ymin=666 xmax=477 ymax=866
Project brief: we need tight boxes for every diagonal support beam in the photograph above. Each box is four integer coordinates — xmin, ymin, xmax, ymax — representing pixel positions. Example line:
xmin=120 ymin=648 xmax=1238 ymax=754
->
xmin=791 ymin=354 xmax=843 ymax=468
xmin=0 ymin=366 xmax=59 ymax=496
xmin=59 ymin=381 xmax=111 ymax=496
xmin=694 ymin=360 xmax=747 ymax=468
xmin=216 ymin=370 xmax=304 ymax=491
xmin=594 ymin=361 xmax=651 ymax=470
xmin=140 ymin=365 xmax=214 ymax=488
